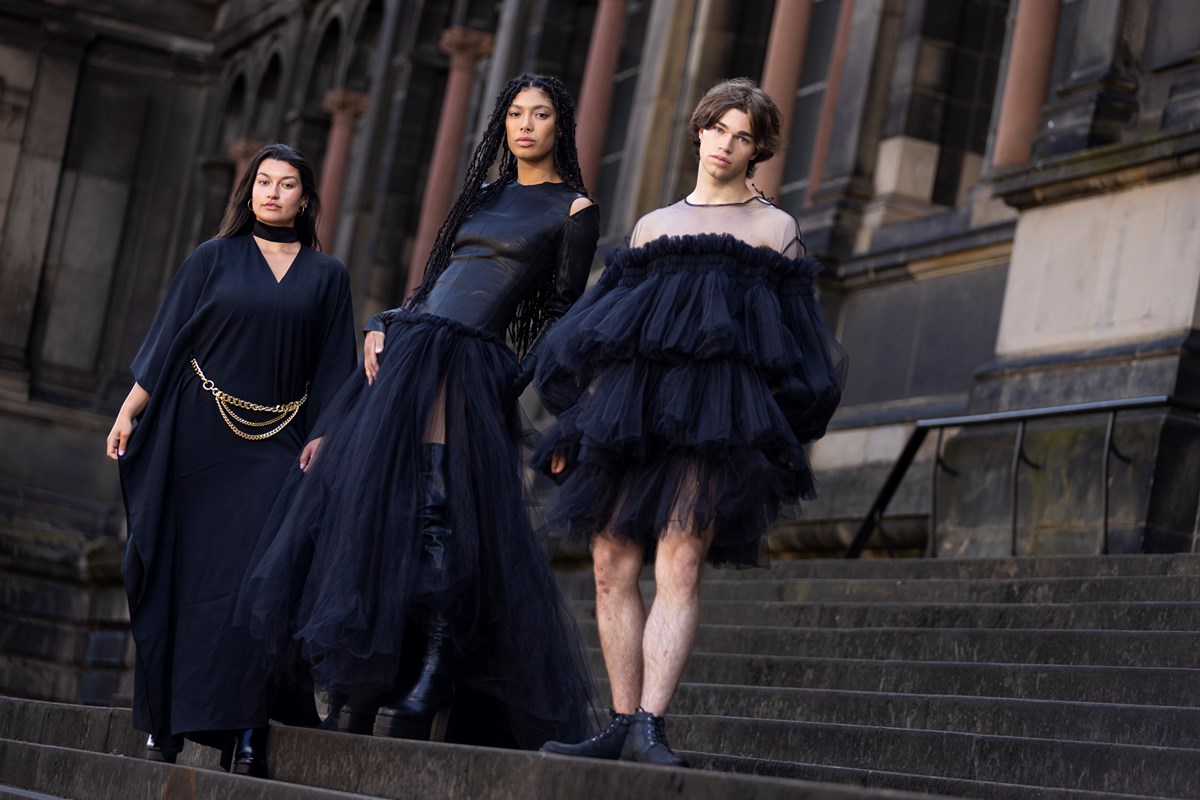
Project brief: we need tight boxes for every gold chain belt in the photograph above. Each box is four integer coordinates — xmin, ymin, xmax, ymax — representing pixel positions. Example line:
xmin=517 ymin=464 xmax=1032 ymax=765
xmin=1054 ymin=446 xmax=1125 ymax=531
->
xmin=190 ymin=358 xmax=307 ymax=441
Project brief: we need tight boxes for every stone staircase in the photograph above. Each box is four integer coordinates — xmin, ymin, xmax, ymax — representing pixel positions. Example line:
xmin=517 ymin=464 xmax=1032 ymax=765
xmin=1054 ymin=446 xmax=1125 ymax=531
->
xmin=3 ymin=553 xmax=1199 ymax=798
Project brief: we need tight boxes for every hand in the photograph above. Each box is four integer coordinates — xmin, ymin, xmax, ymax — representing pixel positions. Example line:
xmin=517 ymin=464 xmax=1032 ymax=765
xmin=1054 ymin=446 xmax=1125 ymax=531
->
xmin=106 ymin=414 xmax=133 ymax=460
xmin=363 ymin=331 xmax=385 ymax=385
xmin=299 ymin=437 xmax=323 ymax=472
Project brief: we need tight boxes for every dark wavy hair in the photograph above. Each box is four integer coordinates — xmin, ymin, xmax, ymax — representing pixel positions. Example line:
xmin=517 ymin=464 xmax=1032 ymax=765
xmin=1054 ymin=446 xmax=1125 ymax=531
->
xmin=407 ymin=73 xmax=589 ymax=355
xmin=215 ymin=143 xmax=323 ymax=250
xmin=689 ymin=78 xmax=783 ymax=178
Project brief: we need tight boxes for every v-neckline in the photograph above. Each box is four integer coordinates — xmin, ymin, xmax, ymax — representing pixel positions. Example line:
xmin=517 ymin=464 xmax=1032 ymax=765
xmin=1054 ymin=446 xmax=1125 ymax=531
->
xmin=252 ymin=236 xmax=302 ymax=285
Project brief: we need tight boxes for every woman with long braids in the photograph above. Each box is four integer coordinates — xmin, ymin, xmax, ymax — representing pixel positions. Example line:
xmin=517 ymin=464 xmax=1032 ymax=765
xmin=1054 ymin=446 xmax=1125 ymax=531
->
xmin=239 ymin=74 xmax=599 ymax=750
xmin=107 ymin=144 xmax=357 ymax=775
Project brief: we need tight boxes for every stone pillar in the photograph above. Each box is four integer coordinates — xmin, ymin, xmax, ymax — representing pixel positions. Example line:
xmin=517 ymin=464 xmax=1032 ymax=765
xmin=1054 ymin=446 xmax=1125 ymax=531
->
xmin=0 ymin=33 xmax=87 ymax=382
xmin=405 ymin=26 xmax=494 ymax=296
xmin=754 ymin=0 xmax=813 ymax=200
xmin=992 ymin=0 xmax=1062 ymax=167
xmin=805 ymin=0 xmax=856 ymax=204
xmin=227 ymin=137 xmax=264 ymax=193
xmin=317 ymin=87 xmax=369 ymax=250
xmin=576 ymin=0 xmax=629 ymax=191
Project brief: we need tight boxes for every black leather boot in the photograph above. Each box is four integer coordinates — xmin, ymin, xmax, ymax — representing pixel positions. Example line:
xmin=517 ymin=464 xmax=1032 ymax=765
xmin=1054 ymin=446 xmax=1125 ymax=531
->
xmin=541 ymin=709 xmax=631 ymax=759
xmin=374 ymin=614 xmax=454 ymax=739
xmin=231 ymin=726 xmax=269 ymax=778
xmin=144 ymin=733 xmax=183 ymax=764
xmin=620 ymin=709 xmax=687 ymax=767
xmin=413 ymin=443 xmax=452 ymax=602
xmin=317 ymin=691 xmax=346 ymax=731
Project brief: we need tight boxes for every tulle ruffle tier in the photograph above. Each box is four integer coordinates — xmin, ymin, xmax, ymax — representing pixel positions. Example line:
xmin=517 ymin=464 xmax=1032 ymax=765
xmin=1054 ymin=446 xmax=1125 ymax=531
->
xmin=534 ymin=234 xmax=848 ymax=567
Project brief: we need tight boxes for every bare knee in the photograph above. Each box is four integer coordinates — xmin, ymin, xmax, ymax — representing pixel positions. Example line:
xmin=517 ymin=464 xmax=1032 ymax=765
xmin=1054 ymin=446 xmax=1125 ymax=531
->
xmin=655 ymin=538 xmax=706 ymax=598
xmin=593 ymin=536 xmax=643 ymax=597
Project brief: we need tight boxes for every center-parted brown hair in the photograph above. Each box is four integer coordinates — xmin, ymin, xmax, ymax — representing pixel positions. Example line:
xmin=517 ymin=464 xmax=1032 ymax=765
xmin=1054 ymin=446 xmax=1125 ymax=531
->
xmin=688 ymin=78 xmax=783 ymax=178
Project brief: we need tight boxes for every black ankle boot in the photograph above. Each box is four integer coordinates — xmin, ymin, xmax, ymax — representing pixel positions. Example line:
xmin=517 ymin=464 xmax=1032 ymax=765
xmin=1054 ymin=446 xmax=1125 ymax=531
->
xmin=231 ymin=726 xmax=269 ymax=778
xmin=144 ymin=733 xmax=183 ymax=764
xmin=374 ymin=614 xmax=454 ymax=739
xmin=620 ymin=709 xmax=687 ymax=767
xmin=541 ymin=709 xmax=631 ymax=759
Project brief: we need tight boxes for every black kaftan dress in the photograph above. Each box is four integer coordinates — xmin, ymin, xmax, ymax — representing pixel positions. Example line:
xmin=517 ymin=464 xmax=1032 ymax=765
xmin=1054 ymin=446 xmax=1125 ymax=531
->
xmin=119 ymin=235 xmax=357 ymax=743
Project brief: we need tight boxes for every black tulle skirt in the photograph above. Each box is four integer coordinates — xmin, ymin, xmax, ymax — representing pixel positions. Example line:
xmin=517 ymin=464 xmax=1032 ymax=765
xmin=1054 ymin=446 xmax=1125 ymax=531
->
xmin=534 ymin=234 xmax=848 ymax=567
xmin=238 ymin=313 xmax=596 ymax=749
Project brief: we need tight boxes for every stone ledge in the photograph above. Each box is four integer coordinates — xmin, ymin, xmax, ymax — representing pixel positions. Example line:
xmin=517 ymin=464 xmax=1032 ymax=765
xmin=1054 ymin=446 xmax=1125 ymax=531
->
xmin=991 ymin=125 xmax=1200 ymax=209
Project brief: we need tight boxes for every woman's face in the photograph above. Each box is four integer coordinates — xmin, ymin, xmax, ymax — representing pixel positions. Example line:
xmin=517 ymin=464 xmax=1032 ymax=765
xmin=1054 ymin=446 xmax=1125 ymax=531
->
xmin=251 ymin=158 xmax=306 ymax=226
xmin=505 ymin=87 xmax=558 ymax=165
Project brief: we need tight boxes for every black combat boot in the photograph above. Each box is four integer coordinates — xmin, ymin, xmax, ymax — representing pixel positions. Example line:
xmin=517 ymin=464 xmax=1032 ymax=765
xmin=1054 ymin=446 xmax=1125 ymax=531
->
xmin=620 ymin=709 xmax=687 ymax=767
xmin=541 ymin=709 xmax=632 ymax=759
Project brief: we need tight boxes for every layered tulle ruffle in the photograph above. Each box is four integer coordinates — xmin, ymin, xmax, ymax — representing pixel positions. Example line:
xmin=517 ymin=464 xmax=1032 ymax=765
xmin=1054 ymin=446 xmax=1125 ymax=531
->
xmin=534 ymin=234 xmax=848 ymax=566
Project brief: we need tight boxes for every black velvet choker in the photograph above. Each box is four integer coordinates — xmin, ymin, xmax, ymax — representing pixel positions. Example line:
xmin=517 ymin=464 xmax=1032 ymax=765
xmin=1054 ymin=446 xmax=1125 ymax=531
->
xmin=253 ymin=220 xmax=299 ymax=243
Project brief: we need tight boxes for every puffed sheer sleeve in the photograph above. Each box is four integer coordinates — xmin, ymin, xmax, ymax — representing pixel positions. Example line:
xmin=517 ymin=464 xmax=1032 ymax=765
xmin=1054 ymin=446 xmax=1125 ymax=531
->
xmin=304 ymin=264 xmax=358 ymax=437
xmin=130 ymin=244 xmax=212 ymax=396
xmin=506 ymin=203 xmax=599 ymax=406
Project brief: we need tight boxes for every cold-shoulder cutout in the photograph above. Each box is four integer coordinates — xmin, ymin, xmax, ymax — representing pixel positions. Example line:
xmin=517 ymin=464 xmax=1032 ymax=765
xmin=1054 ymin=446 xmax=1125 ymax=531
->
xmin=570 ymin=196 xmax=595 ymax=216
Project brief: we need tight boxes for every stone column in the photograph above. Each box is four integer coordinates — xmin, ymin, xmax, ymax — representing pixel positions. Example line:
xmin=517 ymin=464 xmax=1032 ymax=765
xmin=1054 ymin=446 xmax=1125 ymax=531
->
xmin=754 ymin=0 xmax=813 ymax=200
xmin=576 ymin=0 xmax=628 ymax=191
xmin=405 ymin=26 xmax=494 ymax=296
xmin=805 ymin=0 xmax=856 ymax=204
xmin=0 ymin=33 xmax=87 ymax=381
xmin=317 ymin=87 xmax=369 ymax=250
xmin=992 ymin=0 xmax=1062 ymax=167
xmin=227 ymin=137 xmax=264 ymax=193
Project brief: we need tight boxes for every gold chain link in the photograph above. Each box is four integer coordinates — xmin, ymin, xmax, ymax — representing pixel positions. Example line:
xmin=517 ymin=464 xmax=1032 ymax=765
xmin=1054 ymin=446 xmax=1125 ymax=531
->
xmin=190 ymin=358 xmax=307 ymax=441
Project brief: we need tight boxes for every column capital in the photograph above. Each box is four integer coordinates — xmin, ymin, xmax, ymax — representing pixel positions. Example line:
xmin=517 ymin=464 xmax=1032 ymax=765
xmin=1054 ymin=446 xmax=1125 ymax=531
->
xmin=322 ymin=87 xmax=370 ymax=120
xmin=439 ymin=26 xmax=494 ymax=70
xmin=227 ymin=137 xmax=264 ymax=163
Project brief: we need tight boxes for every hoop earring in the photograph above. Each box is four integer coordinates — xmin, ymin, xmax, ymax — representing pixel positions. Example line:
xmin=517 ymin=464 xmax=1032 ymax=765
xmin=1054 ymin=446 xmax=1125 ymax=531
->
xmin=247 ymin=200 xmax=253 ymax=210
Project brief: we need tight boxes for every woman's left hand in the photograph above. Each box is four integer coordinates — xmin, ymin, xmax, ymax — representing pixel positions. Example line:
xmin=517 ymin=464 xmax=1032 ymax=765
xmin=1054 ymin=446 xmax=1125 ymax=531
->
xmin=299 ymin=437 xmax=323 ymax=472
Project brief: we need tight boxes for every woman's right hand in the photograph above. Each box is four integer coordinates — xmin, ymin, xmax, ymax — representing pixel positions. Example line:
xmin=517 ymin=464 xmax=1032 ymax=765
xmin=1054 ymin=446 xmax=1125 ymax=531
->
xmin=551 ymin=447 xmax=569 ymax=475
xmin=106 ymin=414 xmax=134 ymax=460
xmin=364 ymin=331 xmax=386 ymax=385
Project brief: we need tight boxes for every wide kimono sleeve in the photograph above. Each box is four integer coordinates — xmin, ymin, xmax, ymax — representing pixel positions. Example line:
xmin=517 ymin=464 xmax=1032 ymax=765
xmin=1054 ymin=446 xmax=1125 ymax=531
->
xmin=303 ymin=262 xmax=358 ymax=438
xmin=130 ymin=244 xmax=213 ymax=396
xmin=772 ymin=261 xmax=849 ymax=443
xmin=510 ymin=203 xmax=599 ymax=405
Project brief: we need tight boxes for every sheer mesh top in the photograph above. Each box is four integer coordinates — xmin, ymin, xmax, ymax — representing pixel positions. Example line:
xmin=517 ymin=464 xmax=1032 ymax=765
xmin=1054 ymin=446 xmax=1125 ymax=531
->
xmin=629 ymin=196 xmax=803 ymax=258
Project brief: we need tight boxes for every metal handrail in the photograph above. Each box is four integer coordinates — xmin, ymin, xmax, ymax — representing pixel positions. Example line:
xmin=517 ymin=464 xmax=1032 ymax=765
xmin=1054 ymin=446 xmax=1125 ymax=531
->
xmin=843 ymin=394 xmax=1200 ymax=559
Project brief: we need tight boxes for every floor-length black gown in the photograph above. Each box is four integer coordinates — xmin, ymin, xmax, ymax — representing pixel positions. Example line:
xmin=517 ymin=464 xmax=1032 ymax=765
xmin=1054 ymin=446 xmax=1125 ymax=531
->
xmin=120 ymin=235 xmax=357 ymax=743
xmin=240 ymin=180 xmax=600 ymax=750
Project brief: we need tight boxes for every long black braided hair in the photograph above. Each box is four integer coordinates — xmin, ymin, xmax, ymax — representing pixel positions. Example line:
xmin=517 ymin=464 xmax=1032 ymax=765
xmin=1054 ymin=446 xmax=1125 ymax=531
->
xmin=407 ymin=73 xmax=590 ymax=356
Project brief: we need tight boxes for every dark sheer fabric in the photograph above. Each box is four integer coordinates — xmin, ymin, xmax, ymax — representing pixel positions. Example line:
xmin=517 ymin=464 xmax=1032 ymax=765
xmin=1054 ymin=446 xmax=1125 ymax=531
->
xmin=534 ymin=220 xmax=848 ymax=567
xmin=119 ymin=236 xmax=357 ymax=741
xmin=240 ymin=181 xmax=600 ymax=749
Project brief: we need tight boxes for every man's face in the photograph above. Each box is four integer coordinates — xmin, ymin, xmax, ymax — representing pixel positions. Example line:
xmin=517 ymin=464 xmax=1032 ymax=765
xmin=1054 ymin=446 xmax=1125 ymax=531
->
xmin=698 ymin=107 xmax=758 ymax=183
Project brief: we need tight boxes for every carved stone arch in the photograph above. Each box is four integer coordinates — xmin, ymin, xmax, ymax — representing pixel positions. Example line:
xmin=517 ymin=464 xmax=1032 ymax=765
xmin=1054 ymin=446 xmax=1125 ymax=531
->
xmin=217 ymin=67 xmax=250 ymax=152
xmin=290 ymin=10 xmax=345 ymax=174
xmin=345 ymin=0 xmax=385 ymax=92
xmin=250 ymin=48 xmax=287 ymax=141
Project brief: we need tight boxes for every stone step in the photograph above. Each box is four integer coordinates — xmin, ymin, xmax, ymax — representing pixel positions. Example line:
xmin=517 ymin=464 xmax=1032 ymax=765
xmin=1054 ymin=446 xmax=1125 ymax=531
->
xmin=641 ymin=684 xmax=1200 ymax=749
xmin=0 ymin=739 xmax=378 ymax=800
xmin=579 ymin=622 xmax=1200 ymax=668
xmin=694 ymin=754 xmax=1166 ymax=800
xmin=554 ymin=554 xmax=1200 ymax=599
xmin=672 ymin=716 xmax=1200 ymax=798
xmin=592 ymin=651 xmax=1200 ymax=706
xmin=571 ymin=600 xmax=1200 ymax=631
xmin=639 ymin=576 xmax=1200 ymax=604
xmin=0 ymin=698 xmax=940 ymax=800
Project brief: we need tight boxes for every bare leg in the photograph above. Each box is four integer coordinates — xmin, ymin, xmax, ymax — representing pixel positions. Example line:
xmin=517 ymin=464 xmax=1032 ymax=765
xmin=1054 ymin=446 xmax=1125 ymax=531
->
xmin=639 ymin=521 xmax=713 ymax=716
xmin=422 ymin=381 xmax=448 ymax=445
xmin=592 ymin=533 xmax=646 ymax=714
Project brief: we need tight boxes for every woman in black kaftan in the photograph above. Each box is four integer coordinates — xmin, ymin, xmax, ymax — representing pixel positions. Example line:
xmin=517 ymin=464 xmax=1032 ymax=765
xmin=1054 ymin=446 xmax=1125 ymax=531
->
xmin=108 ymin=144 xmax=357 ymax=772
